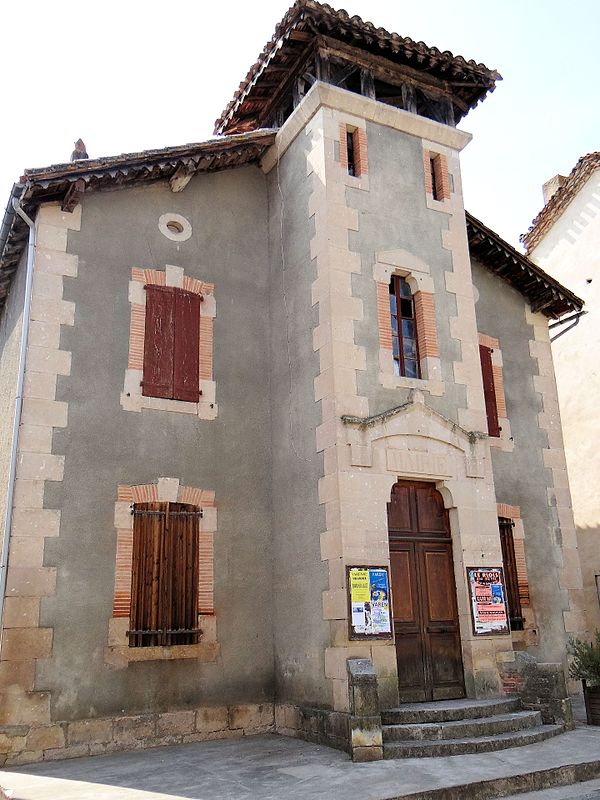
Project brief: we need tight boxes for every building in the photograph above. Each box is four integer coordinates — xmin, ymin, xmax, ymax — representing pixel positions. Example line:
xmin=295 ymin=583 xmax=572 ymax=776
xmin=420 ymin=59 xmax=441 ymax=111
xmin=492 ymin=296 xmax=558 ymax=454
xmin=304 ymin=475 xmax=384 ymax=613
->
xmin=522 ymin=153 xmax=600 ymax=634
xmin=0 ymin=0 xmax=586 ymax=765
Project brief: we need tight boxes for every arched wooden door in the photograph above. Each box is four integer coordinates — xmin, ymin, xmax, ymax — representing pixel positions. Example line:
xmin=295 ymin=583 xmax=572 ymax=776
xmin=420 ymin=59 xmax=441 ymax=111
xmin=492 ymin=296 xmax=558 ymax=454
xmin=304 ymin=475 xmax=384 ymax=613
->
xmin=388 ymin=480 xmax=465 ymax=702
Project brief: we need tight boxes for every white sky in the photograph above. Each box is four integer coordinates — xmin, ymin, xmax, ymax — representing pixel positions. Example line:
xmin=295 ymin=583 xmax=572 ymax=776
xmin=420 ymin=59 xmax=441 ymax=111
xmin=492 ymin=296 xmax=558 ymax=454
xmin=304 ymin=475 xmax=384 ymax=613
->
xmin=1 ymin=0 xmax=598 ymax=249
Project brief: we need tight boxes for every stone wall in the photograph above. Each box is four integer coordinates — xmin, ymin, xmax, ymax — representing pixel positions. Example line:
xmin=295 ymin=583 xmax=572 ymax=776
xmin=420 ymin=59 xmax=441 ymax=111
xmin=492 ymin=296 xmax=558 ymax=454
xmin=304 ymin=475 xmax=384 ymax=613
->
xmin=0 ymin=703 xmax=275 ymax=767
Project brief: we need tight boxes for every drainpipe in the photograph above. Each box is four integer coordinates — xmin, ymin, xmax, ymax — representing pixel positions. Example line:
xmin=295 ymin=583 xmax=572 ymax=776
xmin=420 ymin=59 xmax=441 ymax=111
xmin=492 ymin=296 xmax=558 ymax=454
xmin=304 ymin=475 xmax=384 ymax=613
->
xmin=0 ymin=197 xmax=36 ymax=651
xmin=549 ymin=309 xmax=587 ymax=343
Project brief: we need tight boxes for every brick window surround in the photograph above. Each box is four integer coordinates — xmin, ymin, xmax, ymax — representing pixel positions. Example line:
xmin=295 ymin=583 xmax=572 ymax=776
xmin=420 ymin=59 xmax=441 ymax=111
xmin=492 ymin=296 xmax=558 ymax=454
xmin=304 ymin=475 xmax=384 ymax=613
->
xmin=121 ymin=266 xmax=217 ymax=419
xmin=339 ymin=124 xmax=368 ymax=178
xmin=107 ymin=479 xmax=219 ymax=667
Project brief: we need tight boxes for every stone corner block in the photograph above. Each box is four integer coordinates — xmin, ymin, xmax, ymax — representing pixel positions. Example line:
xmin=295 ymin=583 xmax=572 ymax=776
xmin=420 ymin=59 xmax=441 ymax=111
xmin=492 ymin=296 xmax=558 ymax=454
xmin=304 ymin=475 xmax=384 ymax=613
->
xmin=155 ymin=710 xmax=195 ymax=738
xmin=228 ymin=703 xmax=274 ymax=731
xmin=352 ymin=745 xmax=383 ymax=762
xmin=196 ymin=706 xmax=228 ymax=733
xmin=67 ymin=718 xmax=113 ymax=746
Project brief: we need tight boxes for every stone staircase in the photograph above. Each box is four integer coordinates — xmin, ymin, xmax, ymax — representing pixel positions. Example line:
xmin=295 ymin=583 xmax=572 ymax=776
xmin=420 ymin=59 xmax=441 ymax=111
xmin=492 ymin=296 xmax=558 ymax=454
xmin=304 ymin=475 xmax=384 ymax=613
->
xmin=382 ymin=697 xmax=564 ymax=758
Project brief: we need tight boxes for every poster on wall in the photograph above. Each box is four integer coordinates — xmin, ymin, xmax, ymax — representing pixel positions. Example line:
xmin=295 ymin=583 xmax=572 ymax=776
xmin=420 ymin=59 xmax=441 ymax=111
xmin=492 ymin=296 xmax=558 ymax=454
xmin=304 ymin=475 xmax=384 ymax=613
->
xmin=347 ymin=566 xmax=393 ymax=640
xmin=467 ymin=566 xmax=510 ymax=636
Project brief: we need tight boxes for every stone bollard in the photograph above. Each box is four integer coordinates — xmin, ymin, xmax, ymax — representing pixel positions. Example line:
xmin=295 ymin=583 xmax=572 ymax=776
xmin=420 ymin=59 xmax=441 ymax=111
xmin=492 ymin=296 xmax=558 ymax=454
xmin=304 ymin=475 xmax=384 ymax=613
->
xmin=347 ymin=658 xmax=383 ymax=761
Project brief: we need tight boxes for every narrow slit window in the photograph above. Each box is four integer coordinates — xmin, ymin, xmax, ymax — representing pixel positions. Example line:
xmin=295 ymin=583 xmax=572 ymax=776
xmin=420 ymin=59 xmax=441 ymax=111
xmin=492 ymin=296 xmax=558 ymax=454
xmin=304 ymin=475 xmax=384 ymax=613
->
xmin=346 ymin=129 xmax=356 ymax=176
xmin=430 ymin=156 xmax=439 ymax=201
xmin=389 ymin=276 xmax=420 ymax=379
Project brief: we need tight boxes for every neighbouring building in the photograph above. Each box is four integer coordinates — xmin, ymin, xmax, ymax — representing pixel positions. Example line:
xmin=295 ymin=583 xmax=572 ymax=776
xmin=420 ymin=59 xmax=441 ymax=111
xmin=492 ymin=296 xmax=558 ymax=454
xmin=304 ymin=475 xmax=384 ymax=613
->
xmin=0 ymin=0 xmax=587 ymax=766
xmin=522 ymin=153 xmax=600 ymax=634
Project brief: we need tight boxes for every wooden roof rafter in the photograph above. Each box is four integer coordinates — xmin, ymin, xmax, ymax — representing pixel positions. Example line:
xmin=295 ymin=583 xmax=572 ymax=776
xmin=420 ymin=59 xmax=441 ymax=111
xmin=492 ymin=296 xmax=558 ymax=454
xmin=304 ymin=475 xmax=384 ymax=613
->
xmin=0 ymin=130 xmax=277 ymax=314
xmin=466 ymin=212 xmax=582 ymax=319
xmin=214 ymin=0 xmax=500 ymax=135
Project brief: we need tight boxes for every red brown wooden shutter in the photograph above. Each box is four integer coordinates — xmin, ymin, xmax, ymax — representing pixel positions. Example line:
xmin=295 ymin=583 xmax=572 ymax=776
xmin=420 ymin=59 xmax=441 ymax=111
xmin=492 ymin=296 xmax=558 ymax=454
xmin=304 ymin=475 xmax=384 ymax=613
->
xmin=479 ymin=344 xmax=500 ymax=437
xmin=142 ymin=286 xmax=175 ymax=399
xmin=173 ymin=289 xmax=200 ymax=402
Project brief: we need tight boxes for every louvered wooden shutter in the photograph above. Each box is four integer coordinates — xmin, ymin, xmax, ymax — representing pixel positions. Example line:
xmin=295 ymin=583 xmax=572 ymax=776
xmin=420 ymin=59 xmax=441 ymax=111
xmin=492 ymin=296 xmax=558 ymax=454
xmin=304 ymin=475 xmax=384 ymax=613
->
xmin=142 ymin=286 xmax=175 ymax=399
xmin=130 ymin=501 xmax=166 ymax=648
xmin=129 ymin=502 xmax=200 ymax=648
xmin=512 ymin=537 xmax=530 ymax=607
xmin=167 ymin=503 xmax=200 ymax=642
xmin=479 ymin=344 xmax=500 ymax=437
xmin=173 ymin=289 xmax=200 ymax=402
xmin=499 ymin=517 xmax=525 ymax=630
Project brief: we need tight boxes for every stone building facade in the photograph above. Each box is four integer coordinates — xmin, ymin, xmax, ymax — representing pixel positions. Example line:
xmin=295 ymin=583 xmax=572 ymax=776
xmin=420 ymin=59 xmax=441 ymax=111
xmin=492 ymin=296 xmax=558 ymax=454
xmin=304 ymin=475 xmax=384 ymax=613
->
xmin=0 ymin=0 xmax=586 ymax=765
xmin=523 ymin=153 xmax=600 ymax=634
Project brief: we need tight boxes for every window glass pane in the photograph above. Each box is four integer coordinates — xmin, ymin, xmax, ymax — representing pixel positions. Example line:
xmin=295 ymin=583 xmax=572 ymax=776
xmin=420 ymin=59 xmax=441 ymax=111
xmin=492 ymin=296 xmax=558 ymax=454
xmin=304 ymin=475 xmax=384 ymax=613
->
xmin=392 ymin=335 xmax=399 ymax=358
xmin=393 ymin=358 xmax=400 ymax=376
xmin=389 ymin=291 xmax=397 ymax=315
xmin=403 ymin=338 xmax=417 ymax=358
xmin=402 ymin=319 xmax=415 ymax=338
xmin=399 ymin=278 xmax=411 ymax=299
xmin=405 ymin=359 xmax=419 ymax=378
xmin=400 ymin=298 xmax=413 ymax=318
xmin=391 ymin=316 xmax=398 ymax=333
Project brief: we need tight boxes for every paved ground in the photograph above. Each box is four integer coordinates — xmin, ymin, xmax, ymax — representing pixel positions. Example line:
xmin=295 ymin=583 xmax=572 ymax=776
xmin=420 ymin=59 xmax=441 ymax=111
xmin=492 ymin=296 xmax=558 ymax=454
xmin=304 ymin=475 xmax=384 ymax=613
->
xmin=1 ymin=726 xmax=600 ymax=800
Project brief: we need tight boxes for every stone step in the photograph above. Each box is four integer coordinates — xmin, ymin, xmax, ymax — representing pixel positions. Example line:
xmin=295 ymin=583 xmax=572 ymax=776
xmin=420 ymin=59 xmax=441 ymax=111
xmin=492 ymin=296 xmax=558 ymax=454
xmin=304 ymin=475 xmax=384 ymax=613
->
xmin=382 ymin=696 xmax=521 ymax=725
xmin=383 ymin=709 xmax=543 ymax=741
xmin=383 ymin=723 xmax=563 ymax=758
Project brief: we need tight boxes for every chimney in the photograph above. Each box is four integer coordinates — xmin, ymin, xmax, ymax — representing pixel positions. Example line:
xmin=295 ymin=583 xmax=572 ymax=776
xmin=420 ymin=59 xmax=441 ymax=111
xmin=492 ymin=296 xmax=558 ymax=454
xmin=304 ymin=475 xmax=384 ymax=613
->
xmin=542 ymin=174 xmax=566 ymax=205
xmin=70 ymin=139 xmax=89 ymax=161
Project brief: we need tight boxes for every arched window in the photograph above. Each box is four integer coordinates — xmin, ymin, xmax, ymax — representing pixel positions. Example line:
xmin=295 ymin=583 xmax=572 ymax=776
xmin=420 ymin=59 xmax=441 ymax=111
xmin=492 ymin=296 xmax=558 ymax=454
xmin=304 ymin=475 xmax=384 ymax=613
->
xmin=389 ymin=276 xmax=420 ymax=378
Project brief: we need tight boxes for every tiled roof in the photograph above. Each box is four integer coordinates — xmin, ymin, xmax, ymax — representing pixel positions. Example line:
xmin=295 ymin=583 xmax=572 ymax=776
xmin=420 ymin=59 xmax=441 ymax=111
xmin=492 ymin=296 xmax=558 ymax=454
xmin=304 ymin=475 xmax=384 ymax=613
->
xmin=467 ymin=212 xmax=583 ymax=319
xmin=0 ymin=130 xmax=276 ymax=312
xmin=215 ymin=0 xmax=500 ymax=134
xmin=521 ymin=152 xmax=600 ymax=252
xmin=1 ymin=135 xmax=580 ymax=322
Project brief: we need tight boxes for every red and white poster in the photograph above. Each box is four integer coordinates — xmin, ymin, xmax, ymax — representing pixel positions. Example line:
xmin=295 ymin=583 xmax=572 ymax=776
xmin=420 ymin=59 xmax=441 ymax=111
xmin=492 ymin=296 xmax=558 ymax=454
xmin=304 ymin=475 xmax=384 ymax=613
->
xmin=467 ymin=567 xmax=509 ymax=635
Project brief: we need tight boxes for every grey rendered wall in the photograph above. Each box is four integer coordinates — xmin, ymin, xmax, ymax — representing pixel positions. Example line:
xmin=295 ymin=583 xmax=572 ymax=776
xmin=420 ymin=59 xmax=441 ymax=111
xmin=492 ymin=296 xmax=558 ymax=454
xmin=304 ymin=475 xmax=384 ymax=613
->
xmin=472 ymin=259 xmax=568 ymax=664
xmin=0 ymin=254 xmax=26 ymax=552
xmin=268 ymin=132 xmax=331 ymax=708
xmin=38 ymin=168 xmax=275 ymax=720
xmin=352 ymin=121 xmax=467 ymax=420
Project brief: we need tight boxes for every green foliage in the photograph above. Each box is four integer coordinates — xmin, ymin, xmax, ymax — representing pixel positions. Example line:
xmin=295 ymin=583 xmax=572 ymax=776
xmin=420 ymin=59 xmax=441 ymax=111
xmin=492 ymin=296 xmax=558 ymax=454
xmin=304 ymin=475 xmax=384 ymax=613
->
xmin=568 ymin=632 xmax=600 ymax=687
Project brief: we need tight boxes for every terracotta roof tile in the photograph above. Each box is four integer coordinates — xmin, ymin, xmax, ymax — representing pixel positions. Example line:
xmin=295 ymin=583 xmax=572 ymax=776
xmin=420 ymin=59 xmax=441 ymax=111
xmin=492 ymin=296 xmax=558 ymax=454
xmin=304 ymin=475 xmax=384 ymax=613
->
xmin=521 ymin=152 xmax=600 ymax=252
xmin=215 ymin=0 xmax=500 ymax=134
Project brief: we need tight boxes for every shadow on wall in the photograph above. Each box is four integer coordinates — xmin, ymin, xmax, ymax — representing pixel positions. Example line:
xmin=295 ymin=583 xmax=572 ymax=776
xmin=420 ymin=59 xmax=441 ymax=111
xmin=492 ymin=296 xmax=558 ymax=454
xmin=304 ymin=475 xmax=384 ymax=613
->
xmin=577 ymin=525 xmax=600 ymax=634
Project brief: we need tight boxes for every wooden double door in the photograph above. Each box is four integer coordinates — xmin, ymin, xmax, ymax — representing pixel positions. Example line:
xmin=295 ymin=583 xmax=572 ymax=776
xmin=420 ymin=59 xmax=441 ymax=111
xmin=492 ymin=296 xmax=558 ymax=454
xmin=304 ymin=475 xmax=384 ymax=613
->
xmin=388 ymin=481 xmax=465 ymax=702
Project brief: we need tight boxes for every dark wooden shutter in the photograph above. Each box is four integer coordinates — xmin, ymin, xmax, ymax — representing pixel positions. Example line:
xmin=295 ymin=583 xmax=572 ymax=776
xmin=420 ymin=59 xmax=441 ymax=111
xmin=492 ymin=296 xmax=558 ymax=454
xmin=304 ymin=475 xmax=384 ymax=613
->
xmin=173 ymin=289 xmax=200 ymax=402
xmin=166 ymin=503 xmax=200 ymax=644
xmin=142 ymin=286 xmax=175 ymax=399
xmin=129 ymin=502 xmax=200 ymax=648
xmin=499 ymin=517 xmax=524 ymax=631
xmin=479 ymin=344 xmax=500 ymax=437
xmin=130 ymin=501 xmax=166 ymax=648
xmin=512 ymin=538 xmax=530 ymax=607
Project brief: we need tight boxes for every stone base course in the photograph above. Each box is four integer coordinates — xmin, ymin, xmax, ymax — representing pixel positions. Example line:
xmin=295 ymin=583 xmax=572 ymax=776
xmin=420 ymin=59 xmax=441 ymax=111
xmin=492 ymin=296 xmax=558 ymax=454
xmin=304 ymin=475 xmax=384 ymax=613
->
xmin=0 ymin=702 xmax=275 ymax=767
